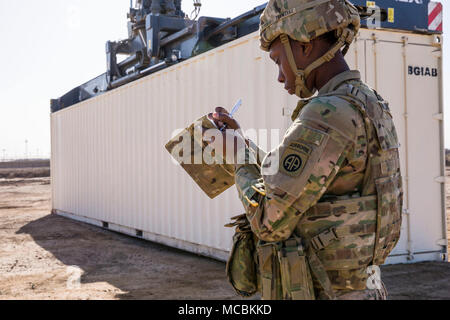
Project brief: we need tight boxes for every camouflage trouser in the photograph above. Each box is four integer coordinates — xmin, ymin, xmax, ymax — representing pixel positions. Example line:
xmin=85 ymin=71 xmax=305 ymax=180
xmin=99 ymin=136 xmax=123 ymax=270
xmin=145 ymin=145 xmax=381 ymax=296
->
xmin=335 ymin=281 xmax=388 ymax=300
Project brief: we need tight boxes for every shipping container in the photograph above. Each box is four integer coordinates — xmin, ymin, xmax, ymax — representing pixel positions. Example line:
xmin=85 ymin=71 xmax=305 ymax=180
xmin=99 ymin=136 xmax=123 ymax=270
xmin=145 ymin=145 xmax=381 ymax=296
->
xmin=51 ymin=25 xmax=446 ymax=264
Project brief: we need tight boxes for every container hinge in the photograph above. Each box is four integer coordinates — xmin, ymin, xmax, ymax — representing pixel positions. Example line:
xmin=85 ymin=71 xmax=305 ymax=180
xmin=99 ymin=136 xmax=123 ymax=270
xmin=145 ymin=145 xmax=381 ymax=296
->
xmin=431 ymin=35 xmax=442 ymax=49
xmin=433 ymin=113 xmax=443 ymax=121
xmin=401 ymin=36 xmax=408 ymax=46
xmin=434 ymin=176 xmax=446 ymax=184
xmin=436 ymin=239 xmax=448 ymax=247
xmin=407 ymin=254 xmax=414 ymax=261
xmin=371 ymin=33 xmax=378 ymax=42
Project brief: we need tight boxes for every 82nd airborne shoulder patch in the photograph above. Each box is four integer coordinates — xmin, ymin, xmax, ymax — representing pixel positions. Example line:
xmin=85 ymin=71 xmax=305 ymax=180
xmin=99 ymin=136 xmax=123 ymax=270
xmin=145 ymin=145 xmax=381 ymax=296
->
xmin=280 ymin=141 xmax=311 ymax=177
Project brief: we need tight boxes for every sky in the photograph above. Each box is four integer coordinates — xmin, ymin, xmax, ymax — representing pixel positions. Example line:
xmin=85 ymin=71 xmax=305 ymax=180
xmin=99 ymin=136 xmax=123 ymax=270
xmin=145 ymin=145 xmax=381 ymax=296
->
xmin=0 ymin=0 xmax=448 ymax=159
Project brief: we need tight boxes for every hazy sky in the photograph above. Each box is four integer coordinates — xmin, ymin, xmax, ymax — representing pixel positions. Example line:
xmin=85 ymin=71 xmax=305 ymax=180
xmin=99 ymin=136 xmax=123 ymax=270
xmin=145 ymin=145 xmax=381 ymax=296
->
xmin=0 ymin=0 xmax=448 ymax=159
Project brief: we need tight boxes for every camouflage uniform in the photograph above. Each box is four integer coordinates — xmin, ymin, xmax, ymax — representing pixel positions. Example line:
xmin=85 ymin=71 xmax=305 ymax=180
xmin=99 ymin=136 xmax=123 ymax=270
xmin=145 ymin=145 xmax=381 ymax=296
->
xmin=229 ymin=0 xmax=402 ymax=300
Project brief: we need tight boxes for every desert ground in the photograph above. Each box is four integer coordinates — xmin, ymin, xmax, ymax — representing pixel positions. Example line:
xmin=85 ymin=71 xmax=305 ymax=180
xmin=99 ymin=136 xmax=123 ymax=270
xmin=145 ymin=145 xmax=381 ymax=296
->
xmin=0 ymin=164 xmax=449 ymax=300
xmin=0 ymin=159 xmax=50 ymax=179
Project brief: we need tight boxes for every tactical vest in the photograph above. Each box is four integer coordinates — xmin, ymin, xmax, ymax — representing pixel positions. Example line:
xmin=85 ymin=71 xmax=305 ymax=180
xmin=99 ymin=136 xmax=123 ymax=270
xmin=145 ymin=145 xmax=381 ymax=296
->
xmin=257 ymin=83 xmax=403 ymax=300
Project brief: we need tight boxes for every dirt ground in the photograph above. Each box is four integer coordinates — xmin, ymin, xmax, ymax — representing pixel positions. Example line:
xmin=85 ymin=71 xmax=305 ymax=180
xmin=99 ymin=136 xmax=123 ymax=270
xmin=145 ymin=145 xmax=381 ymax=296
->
xmin=0 ymin=175 xmax=449 ymax=300
xmin=0 ymin=160 xmax=50 ymax=179
xmin=0 ymin=167 xmax=50 ymax=179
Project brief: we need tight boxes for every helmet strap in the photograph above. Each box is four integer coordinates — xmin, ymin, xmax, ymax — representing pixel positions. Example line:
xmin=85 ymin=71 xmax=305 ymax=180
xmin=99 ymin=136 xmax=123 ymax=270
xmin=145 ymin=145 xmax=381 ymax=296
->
xmin=279 ymin=28 xmax=354 ymax=99
xmin=280 ymin=34 xmax=314 ymax=98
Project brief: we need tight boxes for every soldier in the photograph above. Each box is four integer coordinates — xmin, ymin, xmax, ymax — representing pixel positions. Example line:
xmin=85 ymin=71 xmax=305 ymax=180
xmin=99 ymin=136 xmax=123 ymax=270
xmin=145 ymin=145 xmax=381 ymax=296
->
xmin=211 ymin=0 xmax=403 ymax=300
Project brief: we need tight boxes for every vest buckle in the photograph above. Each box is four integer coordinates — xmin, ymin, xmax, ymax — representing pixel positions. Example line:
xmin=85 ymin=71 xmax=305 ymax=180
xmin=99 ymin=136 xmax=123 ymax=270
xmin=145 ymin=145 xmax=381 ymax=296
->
xmin=310 ymin=227 xmax=339 ymax=251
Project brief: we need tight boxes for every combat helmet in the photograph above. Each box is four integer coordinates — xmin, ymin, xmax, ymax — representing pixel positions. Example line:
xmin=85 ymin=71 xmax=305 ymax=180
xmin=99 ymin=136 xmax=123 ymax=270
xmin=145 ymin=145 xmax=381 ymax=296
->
xmin=259 ymin=0 xmax=361 ymax=98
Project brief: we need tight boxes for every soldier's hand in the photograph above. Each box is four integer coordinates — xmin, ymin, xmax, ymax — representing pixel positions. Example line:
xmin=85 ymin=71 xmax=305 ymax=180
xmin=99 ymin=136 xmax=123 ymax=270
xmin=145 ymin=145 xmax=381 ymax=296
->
xmin=208 ymin=107 xmax=241 ymax=131
xmin=205 ymin=107 xmax=246 ymax=163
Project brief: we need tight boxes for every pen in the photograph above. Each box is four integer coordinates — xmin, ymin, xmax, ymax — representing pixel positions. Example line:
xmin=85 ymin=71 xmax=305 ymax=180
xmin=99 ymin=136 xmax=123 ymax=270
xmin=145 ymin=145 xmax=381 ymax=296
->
xmin=220 ymin=99 xmax=242 ymax=131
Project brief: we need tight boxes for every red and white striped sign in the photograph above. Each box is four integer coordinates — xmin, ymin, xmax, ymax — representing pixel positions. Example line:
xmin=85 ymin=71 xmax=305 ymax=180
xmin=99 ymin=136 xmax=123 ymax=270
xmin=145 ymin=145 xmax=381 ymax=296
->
xmin=428 ymin=1 xmax=443 ymax=32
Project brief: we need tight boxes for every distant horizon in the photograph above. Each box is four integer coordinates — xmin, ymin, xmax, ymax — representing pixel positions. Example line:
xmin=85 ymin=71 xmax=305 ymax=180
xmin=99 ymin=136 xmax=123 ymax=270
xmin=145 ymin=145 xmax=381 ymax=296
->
xmin=0 ymin=158 xmax=51 ymax=161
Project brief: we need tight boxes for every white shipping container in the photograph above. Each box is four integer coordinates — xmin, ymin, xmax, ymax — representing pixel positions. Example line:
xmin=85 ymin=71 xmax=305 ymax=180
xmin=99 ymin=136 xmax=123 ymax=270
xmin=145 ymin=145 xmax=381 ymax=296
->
xmin=51 ymin=27 xmax=447 ymax=264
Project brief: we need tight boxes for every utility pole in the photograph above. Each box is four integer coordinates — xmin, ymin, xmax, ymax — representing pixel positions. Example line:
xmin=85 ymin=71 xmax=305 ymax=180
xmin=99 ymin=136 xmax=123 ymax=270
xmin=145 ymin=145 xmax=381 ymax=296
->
xmin=25 ymin=140 xmax=28 ymax=160
xmin=2 ymin=149 xmax=5 ymax=161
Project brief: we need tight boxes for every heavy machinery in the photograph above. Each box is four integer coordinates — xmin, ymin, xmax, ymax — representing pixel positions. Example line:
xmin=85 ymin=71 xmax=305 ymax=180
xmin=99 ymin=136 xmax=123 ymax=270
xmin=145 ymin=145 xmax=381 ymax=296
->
xmin=51 ymin=0 xmax=266 ymax=112
xmin=51 ymin=0 xmax=441 ymax=112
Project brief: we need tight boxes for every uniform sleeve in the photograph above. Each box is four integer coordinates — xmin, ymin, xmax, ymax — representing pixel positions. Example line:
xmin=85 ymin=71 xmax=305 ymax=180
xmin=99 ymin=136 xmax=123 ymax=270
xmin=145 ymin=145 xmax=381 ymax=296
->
xmin=234 ymin=99 xmax=359 ymax=242
xmin=247 ymin=138 xmax=267 ymax=166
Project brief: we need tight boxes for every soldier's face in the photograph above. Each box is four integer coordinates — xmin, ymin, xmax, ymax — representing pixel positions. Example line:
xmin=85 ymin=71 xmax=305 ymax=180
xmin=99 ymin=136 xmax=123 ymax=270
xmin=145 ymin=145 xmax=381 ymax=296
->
xmin=269 ymin=38 xmax=296 ymax=95
xmin=269 ymin=37 xmax=313 ymax=96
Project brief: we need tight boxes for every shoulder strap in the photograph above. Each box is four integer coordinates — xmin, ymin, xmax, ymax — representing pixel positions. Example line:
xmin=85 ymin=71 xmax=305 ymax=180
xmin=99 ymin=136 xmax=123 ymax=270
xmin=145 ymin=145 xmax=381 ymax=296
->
xmin=316 ymin=84 xmax=368 ymax=115
xmin=290 ymin=83 xmax=367 ymax=122
xmin=314 ymin=83 xmax=379 ymax=196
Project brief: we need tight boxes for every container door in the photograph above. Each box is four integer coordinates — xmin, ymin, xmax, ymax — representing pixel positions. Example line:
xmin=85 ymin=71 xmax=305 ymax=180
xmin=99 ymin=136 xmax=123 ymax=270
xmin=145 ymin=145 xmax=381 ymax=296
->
xmin=365 ymin=33 xmax=445 ymax=262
